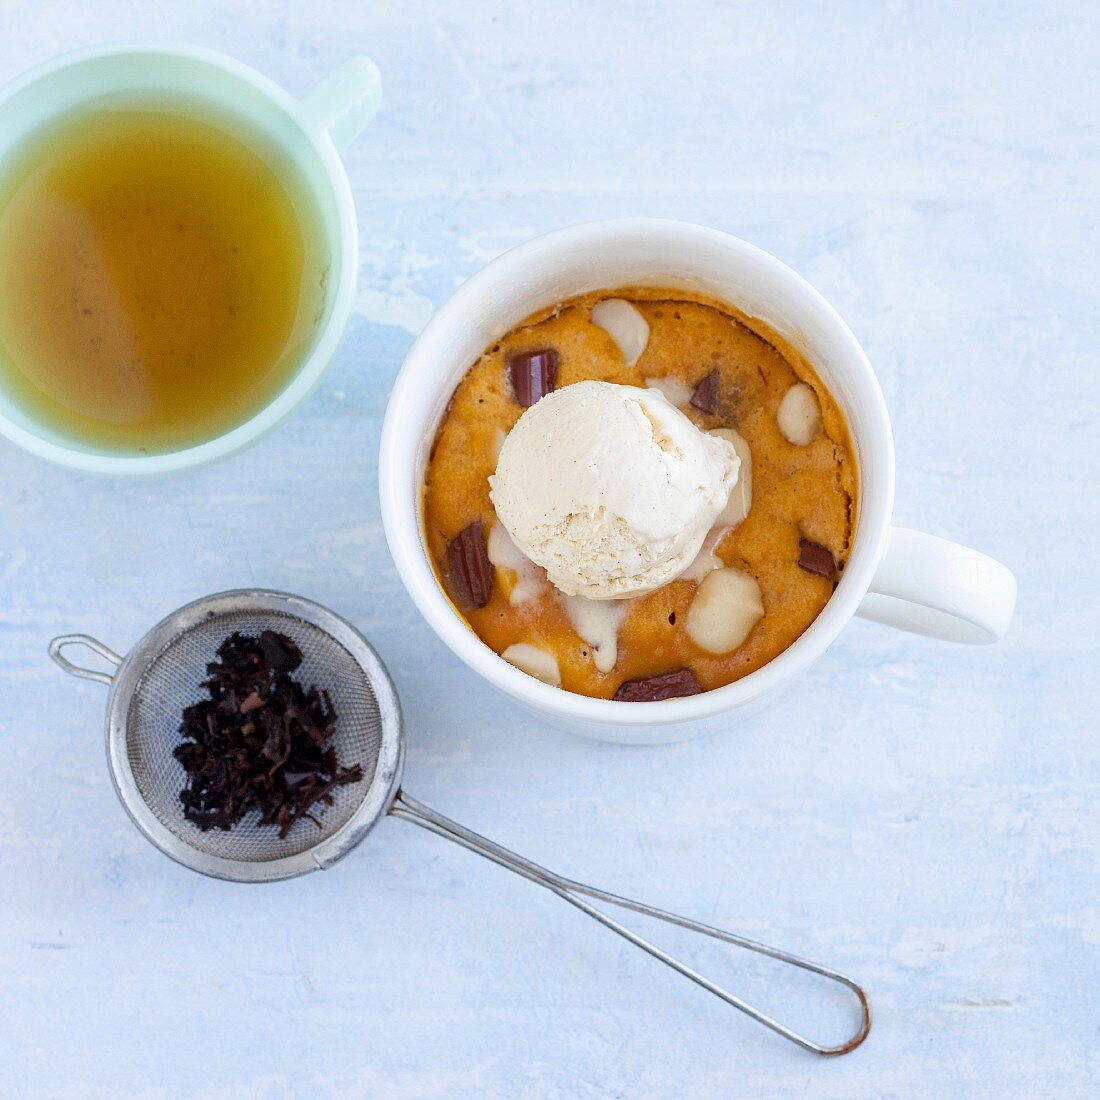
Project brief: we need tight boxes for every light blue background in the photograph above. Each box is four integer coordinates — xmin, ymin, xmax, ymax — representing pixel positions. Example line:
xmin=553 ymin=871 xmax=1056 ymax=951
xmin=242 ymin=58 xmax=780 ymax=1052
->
xmin=1 ymin=2 xmax=1096 ymax=1096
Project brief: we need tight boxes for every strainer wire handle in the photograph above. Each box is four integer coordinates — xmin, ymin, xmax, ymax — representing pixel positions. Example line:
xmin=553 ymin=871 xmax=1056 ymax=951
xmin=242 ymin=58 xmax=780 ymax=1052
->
xmin=48 ymin=634 xmax=123 ymax=686
xmin=391 ymin=791 xmax=870 ymax=1057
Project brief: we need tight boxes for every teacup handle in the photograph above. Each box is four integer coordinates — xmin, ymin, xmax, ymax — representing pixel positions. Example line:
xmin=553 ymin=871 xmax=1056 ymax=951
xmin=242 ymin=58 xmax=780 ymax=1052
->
xmin=299 ymin=55 xmax=382 ymax=152
xmin=856 ymin=526 xmax=1016 ymax=644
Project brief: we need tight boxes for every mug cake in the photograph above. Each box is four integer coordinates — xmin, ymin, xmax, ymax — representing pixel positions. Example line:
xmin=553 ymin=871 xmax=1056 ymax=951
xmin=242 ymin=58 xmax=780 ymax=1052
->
xmin=423 ymin=289 xmax=856 ymax=700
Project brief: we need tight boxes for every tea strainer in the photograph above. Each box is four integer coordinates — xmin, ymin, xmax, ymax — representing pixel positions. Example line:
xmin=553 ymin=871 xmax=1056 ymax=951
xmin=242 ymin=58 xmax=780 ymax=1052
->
xmin=49 ymin=588 xmax=871 ymax=1057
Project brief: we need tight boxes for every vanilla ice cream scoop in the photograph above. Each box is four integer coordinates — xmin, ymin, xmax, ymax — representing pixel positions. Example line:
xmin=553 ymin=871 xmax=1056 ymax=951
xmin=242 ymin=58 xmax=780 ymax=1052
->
xmin=488 ymin=381 xmax=740 ymax=599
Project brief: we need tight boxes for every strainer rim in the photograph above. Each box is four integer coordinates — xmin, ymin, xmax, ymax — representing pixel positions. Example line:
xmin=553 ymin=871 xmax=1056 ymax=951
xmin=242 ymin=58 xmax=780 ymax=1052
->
xmin=103 ymin=589 xmax=403 ymax=883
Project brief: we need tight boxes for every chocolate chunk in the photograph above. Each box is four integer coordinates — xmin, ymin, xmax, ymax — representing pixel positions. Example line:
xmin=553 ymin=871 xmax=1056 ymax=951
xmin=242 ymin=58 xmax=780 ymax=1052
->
xmin=798 ymin=537 xmax=838 ymax=582
xmin=690 ymin=370 xmax=720 ymax=414
xmin=509 ymin=349 xmax=559 ymax=406
xmin=613 ymin=668 xmax=704 ymax=702
xmin=447 ymin=519 xmax=494 ymax=608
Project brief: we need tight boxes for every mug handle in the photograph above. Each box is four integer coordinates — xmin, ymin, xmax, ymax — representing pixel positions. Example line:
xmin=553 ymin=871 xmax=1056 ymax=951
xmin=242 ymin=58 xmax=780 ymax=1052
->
xmin=856 ymin=526 xmax=1017 ymax=644
xmin=298 ymin=55 xmax=382 ymax=152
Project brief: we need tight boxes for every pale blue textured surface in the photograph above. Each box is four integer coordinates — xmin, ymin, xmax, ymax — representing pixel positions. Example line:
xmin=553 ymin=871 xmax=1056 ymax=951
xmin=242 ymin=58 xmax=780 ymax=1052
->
xmin=1 ymin=2 xmax=1097 ymax=1097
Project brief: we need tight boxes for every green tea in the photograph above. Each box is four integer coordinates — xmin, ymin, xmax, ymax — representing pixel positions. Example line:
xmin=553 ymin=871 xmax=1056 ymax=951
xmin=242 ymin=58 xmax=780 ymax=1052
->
xmin=0 ymin=103 xmax=328 ymax=453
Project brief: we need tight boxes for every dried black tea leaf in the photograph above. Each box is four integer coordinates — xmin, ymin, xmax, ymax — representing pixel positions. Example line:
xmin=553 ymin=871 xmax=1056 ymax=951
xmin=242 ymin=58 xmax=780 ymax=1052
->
xmin=173 ymin=631 xmax=362 ymax=838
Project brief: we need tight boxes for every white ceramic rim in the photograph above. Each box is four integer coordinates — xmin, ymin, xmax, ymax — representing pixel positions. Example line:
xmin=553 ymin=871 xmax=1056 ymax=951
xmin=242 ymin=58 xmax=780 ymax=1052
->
xmin=0 ymin=40 xmax=359 ymax=477
xmin=380 ymin=218 xmax=896 ymax=729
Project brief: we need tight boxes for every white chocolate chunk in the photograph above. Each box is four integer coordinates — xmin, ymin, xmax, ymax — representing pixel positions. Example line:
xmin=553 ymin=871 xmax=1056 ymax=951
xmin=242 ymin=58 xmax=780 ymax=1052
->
xmin=590 ymin=299 xmax=650 ymax=367
xmin=487 ymin=520 xmax=546 ymax=605
xmin=685 ymin=567 xmax=764 ymax=654
xmin=490 ymin=426 xmax=508 ymax=465
xmin=681 ymin=429 xmax=753 ymax=582
xmin=501 ymin=643 xmax=561 ymax=687
xmin=777 ymin=382 xmax=821 ymax=446
xmin=709 ymin=427 xmax=752 ymax=527
xmin=644 ymin=376 xmax=695 ymax=407
xmin=682 ymin=525 xmax=728 ymax=582
xmin=560 ymin=593 xmax=630 ymax=673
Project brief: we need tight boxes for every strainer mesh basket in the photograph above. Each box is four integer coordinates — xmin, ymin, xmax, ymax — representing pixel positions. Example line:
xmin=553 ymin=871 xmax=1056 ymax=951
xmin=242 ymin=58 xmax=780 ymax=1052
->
xmin=125 ymin=608 xmax=385 ymax=862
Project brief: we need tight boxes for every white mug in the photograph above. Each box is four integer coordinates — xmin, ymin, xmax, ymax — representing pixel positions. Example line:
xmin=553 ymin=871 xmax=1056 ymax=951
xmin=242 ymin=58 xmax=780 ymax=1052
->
xmin=379 ymin=219 xmax=1017 ymax=744
xmin=0 ymin=42 xmax=380 ymax=476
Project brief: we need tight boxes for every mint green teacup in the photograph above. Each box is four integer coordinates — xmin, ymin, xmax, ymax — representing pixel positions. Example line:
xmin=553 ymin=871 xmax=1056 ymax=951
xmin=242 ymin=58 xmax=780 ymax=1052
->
xmin=0 ymin=42 xmax=380 ymax=476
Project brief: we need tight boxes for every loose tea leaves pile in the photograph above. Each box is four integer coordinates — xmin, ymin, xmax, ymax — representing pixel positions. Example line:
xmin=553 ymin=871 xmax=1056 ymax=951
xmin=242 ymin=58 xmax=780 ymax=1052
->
xmin=174 ymin=630 xmax=362 ymax=837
